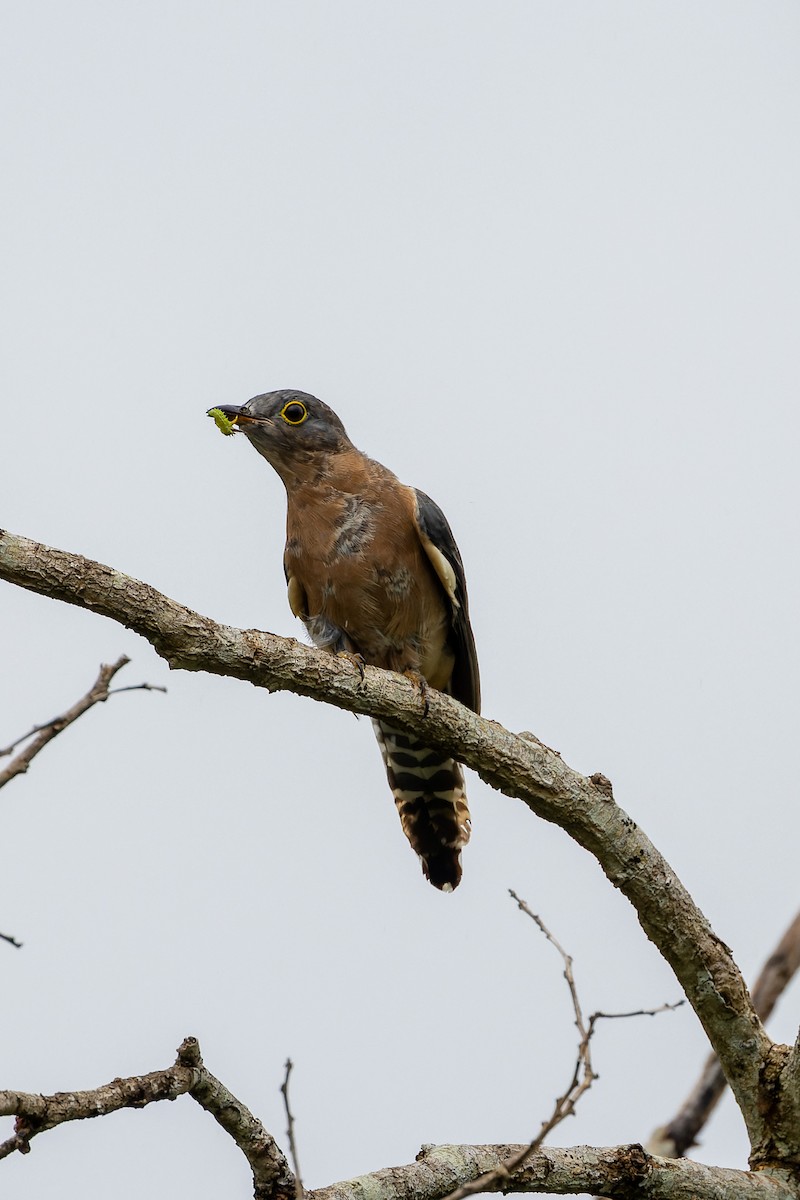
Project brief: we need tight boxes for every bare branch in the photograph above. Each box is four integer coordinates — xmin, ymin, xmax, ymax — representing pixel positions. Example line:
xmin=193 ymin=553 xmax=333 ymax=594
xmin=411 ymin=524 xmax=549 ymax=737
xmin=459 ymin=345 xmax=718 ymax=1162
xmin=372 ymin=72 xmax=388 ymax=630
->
xmin=281 ymin=1058 xmax=305 ymax=1199
xmin=652 ymin=909 xmax=800 ymax=1158
xmin=0 ymin=1037 xmax=295 ymax=1199
xmin=0 ymin=1039 xmax=196 ymax=1159
xmin=0 ymin=931 xmax=22 ymax=949
xmin=0 ymin=654 xmax=165 ymax=790
xmin=0 ymin=530 xmax=775 ymax=1158
xmin=311 ymin=1143 xmax=796 ymax=1200
xmin=751 ymin=911 xmax=800 ymax=1027
xmin=183 ymin=1039 xmax=296 ymax=1200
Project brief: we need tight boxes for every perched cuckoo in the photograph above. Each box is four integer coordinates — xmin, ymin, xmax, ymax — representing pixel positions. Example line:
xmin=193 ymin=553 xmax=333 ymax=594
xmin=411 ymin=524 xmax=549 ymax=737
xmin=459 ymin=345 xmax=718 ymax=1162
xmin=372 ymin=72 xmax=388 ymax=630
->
xmin=210 ymin=390 xmax=480 ymax=890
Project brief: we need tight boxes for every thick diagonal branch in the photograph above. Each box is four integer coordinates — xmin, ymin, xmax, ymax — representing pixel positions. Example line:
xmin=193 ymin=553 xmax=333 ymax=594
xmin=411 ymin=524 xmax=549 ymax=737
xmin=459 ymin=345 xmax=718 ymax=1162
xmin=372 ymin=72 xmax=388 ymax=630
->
xmin=0 ymin=529 xmax=774 ymax=1156
xmin=652 ymin=909 xmax=800 ymax=1159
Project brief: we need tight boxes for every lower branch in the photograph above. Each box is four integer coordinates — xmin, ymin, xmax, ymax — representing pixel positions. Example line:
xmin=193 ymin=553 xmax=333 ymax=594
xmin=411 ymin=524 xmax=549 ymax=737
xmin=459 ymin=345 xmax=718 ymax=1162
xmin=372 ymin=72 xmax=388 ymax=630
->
xmin=183 ymin=1039 xmax=296 ymax=1200
xmin=1 ymin=1041 xmax=794 ymax=1199
xmin=0 ymin=1032 xmax=796 ymax=1200
xmin=0 ymin=1047 xmax=195 ymax=1159
xmin=313 ymin=1143 xmax=796 ymax=1200
xmin=0 ymin=1038 xmax=295 ymax=1200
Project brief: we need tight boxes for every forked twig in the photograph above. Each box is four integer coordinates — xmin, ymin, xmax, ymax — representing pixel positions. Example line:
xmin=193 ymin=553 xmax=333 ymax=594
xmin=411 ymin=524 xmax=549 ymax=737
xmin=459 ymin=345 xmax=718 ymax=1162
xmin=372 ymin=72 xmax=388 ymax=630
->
xmin=437 ymin=889 xmax=683 ymax=1200
xmin=0 ymin=1037 xmax=295 ymax=1200
xmin=1 ymin=656 xmax=166 ymax=949
xmin=0 ymin=656 xmax=166 ymax=790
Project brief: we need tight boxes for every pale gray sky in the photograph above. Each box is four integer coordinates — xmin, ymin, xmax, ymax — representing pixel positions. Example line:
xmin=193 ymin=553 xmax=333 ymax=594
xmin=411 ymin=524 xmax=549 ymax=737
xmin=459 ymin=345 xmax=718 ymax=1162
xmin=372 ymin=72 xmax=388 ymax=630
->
xmin=2 ymin=3 xmax=799 ymax=1197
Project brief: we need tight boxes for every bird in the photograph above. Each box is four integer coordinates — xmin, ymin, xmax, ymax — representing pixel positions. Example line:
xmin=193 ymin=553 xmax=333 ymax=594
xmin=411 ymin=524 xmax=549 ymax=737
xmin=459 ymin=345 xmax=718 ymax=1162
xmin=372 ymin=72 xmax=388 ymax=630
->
xmin=210 ymin=389 xmax=480 ymax=890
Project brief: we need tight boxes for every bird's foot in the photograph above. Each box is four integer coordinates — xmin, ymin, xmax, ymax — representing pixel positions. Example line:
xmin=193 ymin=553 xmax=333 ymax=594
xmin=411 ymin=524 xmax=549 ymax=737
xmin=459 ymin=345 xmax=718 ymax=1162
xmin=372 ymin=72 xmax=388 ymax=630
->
xmin=337 ymin=650 xmax=367 ymax=684
xmin=403 ymin=669 xmax=430 ymax=717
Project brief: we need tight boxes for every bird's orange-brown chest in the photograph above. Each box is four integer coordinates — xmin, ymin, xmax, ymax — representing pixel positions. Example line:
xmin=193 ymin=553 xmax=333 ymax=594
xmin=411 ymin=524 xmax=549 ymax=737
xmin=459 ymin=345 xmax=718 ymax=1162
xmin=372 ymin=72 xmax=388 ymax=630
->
xmin=282 ymin=449 xmax=453 ymax=685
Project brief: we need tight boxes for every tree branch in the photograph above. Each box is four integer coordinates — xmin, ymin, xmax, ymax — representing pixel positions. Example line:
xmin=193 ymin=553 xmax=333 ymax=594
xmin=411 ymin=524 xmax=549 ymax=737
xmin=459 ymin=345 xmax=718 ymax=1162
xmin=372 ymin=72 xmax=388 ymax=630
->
xmin=312 ymin=1143 xmax=796 ymax=1200
xmin=182 ymin=1038 xmax=296 ymax=1200
xmin=0 ymin=1041 xmax=196 ymax=1160
xmin=0 ymin=529 xmax=775 ymax=1160
xmin=652 ymin=910 xmax=800 ymax=1159
xmin=0 ymin=1037 xmax=295 ymax=1200
xmin=0 ymin=653 xmax=165 ymax=791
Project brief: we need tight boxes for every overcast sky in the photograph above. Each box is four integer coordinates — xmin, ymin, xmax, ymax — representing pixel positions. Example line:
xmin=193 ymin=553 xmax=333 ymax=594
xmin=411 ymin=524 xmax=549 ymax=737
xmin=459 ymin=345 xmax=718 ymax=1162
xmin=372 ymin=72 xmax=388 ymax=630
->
xmin=2 ymin=3 xmax=799 ymax=1197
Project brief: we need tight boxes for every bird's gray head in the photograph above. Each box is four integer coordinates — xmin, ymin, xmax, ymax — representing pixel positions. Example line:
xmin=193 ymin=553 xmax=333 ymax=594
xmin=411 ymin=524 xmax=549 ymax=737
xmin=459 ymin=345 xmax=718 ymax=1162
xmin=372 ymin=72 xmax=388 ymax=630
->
xmin=210 ymin=390 xmax=353 ymax=481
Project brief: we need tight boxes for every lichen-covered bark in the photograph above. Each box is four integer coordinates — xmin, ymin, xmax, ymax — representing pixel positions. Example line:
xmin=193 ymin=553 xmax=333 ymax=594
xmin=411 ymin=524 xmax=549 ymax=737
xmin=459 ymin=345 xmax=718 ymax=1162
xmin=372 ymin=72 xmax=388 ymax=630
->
xmin=652 ymin=910 xmax=800 ymax=1159
xmin=312 ymin=1143 xmax=795 ymax=1200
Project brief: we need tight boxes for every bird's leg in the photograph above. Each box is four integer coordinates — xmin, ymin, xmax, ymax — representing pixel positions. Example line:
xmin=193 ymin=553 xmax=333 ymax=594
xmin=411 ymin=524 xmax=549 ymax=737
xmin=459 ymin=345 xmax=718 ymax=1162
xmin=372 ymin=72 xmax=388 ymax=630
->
xmin=326 ymin=630 xmax=367 ymax=684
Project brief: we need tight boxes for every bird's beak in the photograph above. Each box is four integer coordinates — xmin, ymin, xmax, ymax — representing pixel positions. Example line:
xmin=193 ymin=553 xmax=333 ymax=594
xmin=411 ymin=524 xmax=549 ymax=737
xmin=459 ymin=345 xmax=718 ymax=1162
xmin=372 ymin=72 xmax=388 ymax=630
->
xmin=207 ymin=405 xmax=258 ymax=428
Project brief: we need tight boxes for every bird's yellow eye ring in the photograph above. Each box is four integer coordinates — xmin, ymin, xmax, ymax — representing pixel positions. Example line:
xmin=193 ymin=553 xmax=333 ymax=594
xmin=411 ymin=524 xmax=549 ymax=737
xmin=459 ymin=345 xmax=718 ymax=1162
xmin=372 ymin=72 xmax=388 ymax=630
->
xmin=281 ymin=400 xmax=308 ymax=425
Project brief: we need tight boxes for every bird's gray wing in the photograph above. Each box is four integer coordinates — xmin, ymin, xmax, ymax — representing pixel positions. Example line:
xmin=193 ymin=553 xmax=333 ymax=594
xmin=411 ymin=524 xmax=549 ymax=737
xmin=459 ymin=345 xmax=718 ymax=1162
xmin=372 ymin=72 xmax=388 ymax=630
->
xmin=413 ymin=488 xmax=481 ymax=714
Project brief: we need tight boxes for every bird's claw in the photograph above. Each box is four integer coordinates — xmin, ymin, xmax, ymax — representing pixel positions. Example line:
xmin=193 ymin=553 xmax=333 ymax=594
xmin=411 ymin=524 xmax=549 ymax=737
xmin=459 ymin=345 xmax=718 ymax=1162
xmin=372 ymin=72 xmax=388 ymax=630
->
xmin=403 ymin=669 xmax=430 ymax=717
xmin=337 ymin=650 xmax=367 ymax=684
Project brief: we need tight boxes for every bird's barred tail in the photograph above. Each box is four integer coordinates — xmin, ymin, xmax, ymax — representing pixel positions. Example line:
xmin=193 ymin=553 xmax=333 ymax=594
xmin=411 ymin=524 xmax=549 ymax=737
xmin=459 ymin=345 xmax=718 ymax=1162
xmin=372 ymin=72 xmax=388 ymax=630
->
xmin=372 ymin=720 xmax=471 ymax=891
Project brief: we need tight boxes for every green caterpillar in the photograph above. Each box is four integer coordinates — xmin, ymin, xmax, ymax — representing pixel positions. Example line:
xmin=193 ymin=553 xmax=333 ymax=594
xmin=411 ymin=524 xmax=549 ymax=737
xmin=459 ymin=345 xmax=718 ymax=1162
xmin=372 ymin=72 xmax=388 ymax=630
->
xmin=208 ymin=407 xmax=236 ymax=437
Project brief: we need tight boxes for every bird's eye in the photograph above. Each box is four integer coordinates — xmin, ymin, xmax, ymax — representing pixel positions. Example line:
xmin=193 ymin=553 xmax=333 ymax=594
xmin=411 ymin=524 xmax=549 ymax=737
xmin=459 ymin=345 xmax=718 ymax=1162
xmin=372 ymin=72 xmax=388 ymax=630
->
xmin=280 ymin=401 xmax=308 ymax=425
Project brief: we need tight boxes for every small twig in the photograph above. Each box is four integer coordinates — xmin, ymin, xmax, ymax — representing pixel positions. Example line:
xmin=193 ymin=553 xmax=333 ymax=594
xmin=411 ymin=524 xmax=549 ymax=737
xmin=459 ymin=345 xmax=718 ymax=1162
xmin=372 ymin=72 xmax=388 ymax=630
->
xmin=0 ymin=656 xmax=165 ymax=790
xmin=107 ymin=683 xmax=168 ymax=696
xmin=0 ymin=930 xmax=23 ymax=949
xmin=591 ymin=1002 xmax=685 ymax=1022
xmin=281 ymin=1058 xmax=305 ymax=1200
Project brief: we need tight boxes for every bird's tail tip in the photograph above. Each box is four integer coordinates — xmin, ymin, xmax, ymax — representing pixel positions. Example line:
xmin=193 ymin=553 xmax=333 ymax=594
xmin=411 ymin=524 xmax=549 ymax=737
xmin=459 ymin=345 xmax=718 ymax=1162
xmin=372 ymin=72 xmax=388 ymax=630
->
xmin=421 ymin=850 xmax=463 ymax=892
